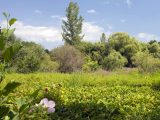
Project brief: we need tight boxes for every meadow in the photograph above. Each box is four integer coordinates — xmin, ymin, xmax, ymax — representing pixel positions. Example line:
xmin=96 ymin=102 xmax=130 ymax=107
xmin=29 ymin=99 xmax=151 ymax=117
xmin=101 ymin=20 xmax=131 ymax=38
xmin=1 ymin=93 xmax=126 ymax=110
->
xmin=1 ymin=1 xmax=160 ymax=119
xmin=2 ymin=69 xmax=160 ymax=120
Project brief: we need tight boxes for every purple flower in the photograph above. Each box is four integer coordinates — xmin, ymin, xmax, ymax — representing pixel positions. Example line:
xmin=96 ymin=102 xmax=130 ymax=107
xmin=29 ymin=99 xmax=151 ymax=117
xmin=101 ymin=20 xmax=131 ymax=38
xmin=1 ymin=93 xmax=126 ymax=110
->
xmin=39 ymin=98 xmax=56 ymax=113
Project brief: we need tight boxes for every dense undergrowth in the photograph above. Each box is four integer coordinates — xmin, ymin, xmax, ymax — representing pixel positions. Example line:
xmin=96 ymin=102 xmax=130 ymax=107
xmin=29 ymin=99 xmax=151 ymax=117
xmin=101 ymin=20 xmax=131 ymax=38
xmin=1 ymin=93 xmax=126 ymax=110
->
xmin=1 ymin=69 xmax=160 ymax=119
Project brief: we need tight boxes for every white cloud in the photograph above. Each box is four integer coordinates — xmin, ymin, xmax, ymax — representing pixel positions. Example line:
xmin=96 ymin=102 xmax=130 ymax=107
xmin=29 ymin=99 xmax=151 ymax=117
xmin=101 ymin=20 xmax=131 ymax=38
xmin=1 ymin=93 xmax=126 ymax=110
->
xmin=137 ymin=33 xmax=159 ymax=42
xmin=120 ymin=19 xmax=126 ymax=23
xmin=51 ymin=15 xmax=61 ymax=19
xmin=0 ymin=20 xmax=63 ymax=49
xmin=61 ymin=17 xmax=67 ymax=21
xmin=87 ymin=9 xmax=96 ymax=13
xmin=0 ymin=20 xmax=111 ymax=48
xmin=34 ymin=10 xmax=42 ymax=14
xmin=126 ymin=0 xmax=132 ymax=8
xmin=51 ymin=15 xmax=65 ymax=20
xmin=13 ymin=21 xmax=62 ymax=43
xmin=83 ymin=22 xmax=107 ymax=41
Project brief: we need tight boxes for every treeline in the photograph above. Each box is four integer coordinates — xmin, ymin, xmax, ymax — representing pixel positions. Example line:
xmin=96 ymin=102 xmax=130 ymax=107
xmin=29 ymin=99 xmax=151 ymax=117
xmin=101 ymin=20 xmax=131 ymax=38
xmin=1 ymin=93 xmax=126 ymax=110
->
xmin=6 ymin=2 xmax=160 ymax=73
xmin=8 ymin=33 xmax=160 ymax=73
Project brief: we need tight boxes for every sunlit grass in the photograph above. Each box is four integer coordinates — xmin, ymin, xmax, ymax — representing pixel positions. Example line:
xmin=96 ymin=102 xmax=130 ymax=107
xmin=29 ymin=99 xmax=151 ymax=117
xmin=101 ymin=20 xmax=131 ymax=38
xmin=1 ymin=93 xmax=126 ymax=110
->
xmin=2 ymin=69 xmax=160 ymax=119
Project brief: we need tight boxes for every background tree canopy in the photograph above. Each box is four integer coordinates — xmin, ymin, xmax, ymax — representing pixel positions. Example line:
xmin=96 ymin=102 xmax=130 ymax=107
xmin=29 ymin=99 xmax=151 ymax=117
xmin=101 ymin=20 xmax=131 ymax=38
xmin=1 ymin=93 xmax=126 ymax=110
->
xmin=2 ymin=2 xmax=160 ymax=73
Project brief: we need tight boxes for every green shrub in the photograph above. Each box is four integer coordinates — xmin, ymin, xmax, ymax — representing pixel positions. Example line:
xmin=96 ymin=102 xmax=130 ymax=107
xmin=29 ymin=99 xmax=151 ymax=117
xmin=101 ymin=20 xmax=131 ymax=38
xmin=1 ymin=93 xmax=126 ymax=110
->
xmin=108 ymin=32 xmax=140 ymax=67
xmin=17 ymin=55 xmax=40 ymax=73
xmin=132 ymin=52 xmax=160 ymax=72
xmin=82 ymin=56 xmax=99 ymax=72
xmin=102 ymin=50 xmax=127 ymax=71
xmin=13 ymin=42 xmax=46 ymax=73
xmin=39 ymin=53 xmax=59 ymax=72
xmin=147 ymin=42 xmax=160 ymax=58
xmin=50 ymin=45 xmax=84 ymax=73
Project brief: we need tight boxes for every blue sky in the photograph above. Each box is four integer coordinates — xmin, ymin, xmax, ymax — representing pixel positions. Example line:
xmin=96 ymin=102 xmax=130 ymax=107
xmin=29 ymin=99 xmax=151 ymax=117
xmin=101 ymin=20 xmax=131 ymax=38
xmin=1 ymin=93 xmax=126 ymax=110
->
xmin=0 ymin=0 xmax=160 ymax=49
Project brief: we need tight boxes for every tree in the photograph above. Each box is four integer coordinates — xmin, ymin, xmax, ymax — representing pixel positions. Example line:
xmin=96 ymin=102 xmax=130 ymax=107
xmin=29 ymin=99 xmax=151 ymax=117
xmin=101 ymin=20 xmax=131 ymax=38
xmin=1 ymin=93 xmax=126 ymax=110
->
xmin=147 ymin=41 xmax=160 ymax=58
xmin=12 ymin=42 xmax=44 ymax=73
xmin=107 ymin=32 xmax=140 ymax=67
xmin=39 ymin=53 xmax=59 ymax=72
xmin=132 ymin=51 xmax=160 ymax=72
xmin=102 ymin=50 xmax=127 ymax=71
xmin=100 ymin=33 xmax=107 ymax=43
xmin=62 ymin=2 xmax=83 ymax=45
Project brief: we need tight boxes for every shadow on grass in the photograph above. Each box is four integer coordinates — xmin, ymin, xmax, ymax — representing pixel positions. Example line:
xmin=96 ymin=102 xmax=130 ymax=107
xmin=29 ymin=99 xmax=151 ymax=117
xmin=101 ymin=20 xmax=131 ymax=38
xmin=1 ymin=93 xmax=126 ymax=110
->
xmin=151 ymin=81 xmax=160 ymax=91
xmin=49 ymin=102 xmax=122 ymax=120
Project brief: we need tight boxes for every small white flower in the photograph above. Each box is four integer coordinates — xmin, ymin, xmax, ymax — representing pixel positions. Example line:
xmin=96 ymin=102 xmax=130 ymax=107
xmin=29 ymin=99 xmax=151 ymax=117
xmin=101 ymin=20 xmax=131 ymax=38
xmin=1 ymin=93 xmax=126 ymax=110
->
xmin=39 ymin=98 xmax=56 ymax=113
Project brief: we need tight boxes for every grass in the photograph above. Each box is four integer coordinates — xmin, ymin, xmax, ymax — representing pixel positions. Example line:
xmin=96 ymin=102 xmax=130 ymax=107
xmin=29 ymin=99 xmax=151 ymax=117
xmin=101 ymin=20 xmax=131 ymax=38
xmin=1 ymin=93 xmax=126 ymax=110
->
xmin=2 ymin=69 xmax=160 ymax=119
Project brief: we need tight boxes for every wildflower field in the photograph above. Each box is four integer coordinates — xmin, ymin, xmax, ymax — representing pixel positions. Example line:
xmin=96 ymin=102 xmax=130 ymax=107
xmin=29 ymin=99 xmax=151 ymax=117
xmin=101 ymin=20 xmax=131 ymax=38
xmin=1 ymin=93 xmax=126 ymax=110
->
xmin=1 ymin=70 xmax=160 ymax=120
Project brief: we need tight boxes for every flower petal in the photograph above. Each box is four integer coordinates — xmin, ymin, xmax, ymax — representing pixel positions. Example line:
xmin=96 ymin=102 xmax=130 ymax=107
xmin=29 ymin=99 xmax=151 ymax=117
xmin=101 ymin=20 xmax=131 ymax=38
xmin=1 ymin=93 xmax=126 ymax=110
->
xmin=40 ymin=98 xmax=48 ymax=105
xmin=47 ymin=100 xmax=56 ymax=108
xmin=47 ymin=108 xmax=55 ymax=113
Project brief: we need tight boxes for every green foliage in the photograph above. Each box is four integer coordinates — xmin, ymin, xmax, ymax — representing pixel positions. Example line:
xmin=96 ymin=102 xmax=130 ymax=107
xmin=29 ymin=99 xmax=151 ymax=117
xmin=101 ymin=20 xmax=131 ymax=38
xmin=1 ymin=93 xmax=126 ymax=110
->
xmin=147 ymin=41 xmax=160 ymax=58
xmin=2 ymin=71 xmax=160 ymax=119
xmin=132 ymin=52 xmax=160 ymax=72
xmin=50 ymin=45 xmax=84 ymax=73
xmin=13 ymin=42 xmax=44 ymax=73
xmin=83 ymin=56 xmax=100 ymax=72
xmin=0 ymin=12 xmax=22 ymax=120
xmin=0 ymin=106 xmax=9 ymax=119
xmin=0 ymin=12 xmax=21 ymax=81
xmin=102 ymin=50 xmax=127 ymax=71
xmin=62 ymin=2 xmax=83 ymax=45
xmin=108 ymin=32 xmax=140 ymax=67
xmin=3 ymin=43 xmax=21 ymax=62
xmin=77 ymin=41 xmax=106 ymax=65
xmin=17 ymin=55 xmax=41 ymax=73
xmin=39 ymin=53 xmax=59 ymax=72
xmin=9 ymin=18 xmax=17 ymax=26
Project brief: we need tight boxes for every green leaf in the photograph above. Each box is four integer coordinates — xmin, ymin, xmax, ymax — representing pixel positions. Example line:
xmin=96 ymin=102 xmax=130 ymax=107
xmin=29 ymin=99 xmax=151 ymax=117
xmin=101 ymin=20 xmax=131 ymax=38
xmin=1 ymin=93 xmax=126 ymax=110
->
xmin=15 ymin=98 xmax=26 ymax=109
xmin=4 ymin=116 xmax=10 ymax=120
xmin=29 ymin=88 xmax=40 ymax=99
xmin=19 ymin=104 xmax=29 ymax=113
xmin=3 ymin=43 xmax=21 ymax=62
xmin=2 ymin=82 xmax=21 ymax=96
xmin=2 ymin=28 xmax=15 ymax=38
xmin=0 ymin=106 xmax=9 ymax=119
xmin=12 ymin=114 xmax=19 ymax=120
xmin=3 ymin=46 xmax=12 ymax=62
xmin=7 ymin=28 xmax=16 ymax=38
xmin=0 ymin=35 xmax=5 ymax=50
xmin=9 ymin=18 xmax=17 ymax=26
xmin=3 ymin=12 xmax=9 ymax=19
xmin=2 ymin=28 xmax=7 ymax=35
xmin=12 ymin=43 xmax=22 ymax=57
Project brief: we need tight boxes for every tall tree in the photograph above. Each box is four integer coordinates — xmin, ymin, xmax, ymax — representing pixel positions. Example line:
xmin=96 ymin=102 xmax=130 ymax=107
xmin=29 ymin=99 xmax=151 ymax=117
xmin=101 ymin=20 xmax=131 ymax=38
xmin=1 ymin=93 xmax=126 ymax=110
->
xmin=108 ymin=32 xmax=140 ymax=67
xmin=100 ymin=33 xmax=107 ymax=42
xmin=62 ymin=2 xmax=83 ymax=45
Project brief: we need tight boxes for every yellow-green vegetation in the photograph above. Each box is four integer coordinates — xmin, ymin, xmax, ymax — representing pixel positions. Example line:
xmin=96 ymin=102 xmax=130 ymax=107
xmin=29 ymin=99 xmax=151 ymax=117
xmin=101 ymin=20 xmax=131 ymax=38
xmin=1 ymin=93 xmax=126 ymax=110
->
xmin=2 ymin=69 xmax=160 ymax=119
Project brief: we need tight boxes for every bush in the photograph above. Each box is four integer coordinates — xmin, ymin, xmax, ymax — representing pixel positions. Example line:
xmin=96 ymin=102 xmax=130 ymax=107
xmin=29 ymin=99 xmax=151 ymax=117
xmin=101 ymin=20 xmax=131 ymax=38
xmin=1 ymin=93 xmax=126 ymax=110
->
xmin=147 ymin=42 xmax=160 ymax=58
xmin=50 ymin=45 xmax=84 ymax=73
xmin=82 ymin=56 xmax=100 ymax=72
xmin=108 ymin=32 xmax=140 ymax=67
xmin=13 ymin=42 xmax=44 ymax=73
xmin=132 ymin=52 xmax=160 ymax=72
xmin=17 ymin=55 xmax=40 ymax=73
xmin=39 ymin=53 xmax=59 ymax=72
xmin=102 ymin=51 xmax=127 ymax=71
